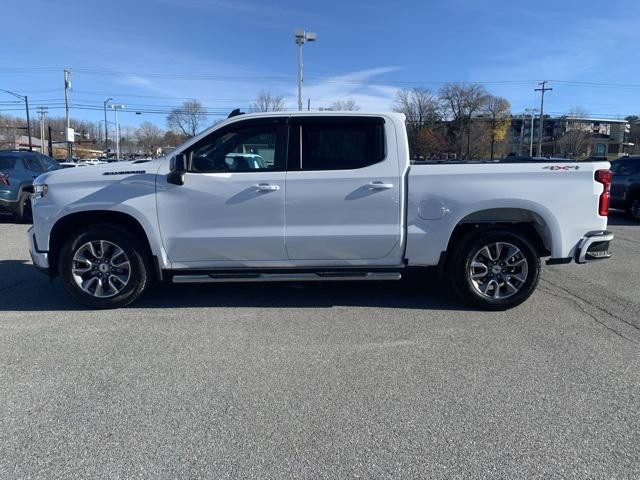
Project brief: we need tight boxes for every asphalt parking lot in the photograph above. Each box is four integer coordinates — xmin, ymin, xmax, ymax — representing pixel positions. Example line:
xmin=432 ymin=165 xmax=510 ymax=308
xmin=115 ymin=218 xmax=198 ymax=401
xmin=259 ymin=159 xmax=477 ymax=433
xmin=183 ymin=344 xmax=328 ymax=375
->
xmin=1 ymin=213 xmax=639 ymax=479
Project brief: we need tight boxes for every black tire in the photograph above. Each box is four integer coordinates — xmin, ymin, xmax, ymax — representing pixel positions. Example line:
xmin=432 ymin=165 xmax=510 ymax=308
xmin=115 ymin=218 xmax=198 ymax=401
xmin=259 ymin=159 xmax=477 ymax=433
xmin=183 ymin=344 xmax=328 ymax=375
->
xmin=58 ymin=225 xmax=150 ymax=309
xmin=448 ymin=227 xmax=541 ymax=311
xmin=16 ymin=191 xmax=33 ymax=224
xmin=629 ymin=197 xmax=640 ymax=223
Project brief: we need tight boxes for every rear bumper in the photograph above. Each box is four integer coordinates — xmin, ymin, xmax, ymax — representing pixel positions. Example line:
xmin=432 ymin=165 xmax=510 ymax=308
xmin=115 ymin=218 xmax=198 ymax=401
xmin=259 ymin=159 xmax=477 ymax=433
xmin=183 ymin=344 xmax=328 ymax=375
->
xmin=27 ymin=226 xmax=49 ymax=272
xmin=575 ymin=230 xmax=614 ymax=264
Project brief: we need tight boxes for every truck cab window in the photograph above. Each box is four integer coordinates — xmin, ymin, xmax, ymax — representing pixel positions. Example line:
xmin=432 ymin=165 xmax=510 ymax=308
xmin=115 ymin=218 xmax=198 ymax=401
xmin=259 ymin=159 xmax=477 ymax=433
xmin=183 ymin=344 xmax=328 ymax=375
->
xmin=299 ymin=121 xmax=385 ymax=171
xmin=190 ymin=126 xmax=278 ymax=173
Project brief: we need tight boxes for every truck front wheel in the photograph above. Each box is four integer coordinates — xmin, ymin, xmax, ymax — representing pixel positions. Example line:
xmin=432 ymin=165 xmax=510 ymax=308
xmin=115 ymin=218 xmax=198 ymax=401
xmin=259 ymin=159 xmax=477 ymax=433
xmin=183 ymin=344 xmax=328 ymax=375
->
xmin=58 ymin=225 xmax=150 ymax=309
xmin=449 ymin=228 xmax=541 ymax=310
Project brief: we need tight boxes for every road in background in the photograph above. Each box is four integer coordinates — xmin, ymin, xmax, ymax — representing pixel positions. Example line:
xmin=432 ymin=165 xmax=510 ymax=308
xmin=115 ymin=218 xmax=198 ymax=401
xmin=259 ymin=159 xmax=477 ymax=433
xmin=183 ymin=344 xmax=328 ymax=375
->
xmin=1 ymin=212 xmax=639 ymax=479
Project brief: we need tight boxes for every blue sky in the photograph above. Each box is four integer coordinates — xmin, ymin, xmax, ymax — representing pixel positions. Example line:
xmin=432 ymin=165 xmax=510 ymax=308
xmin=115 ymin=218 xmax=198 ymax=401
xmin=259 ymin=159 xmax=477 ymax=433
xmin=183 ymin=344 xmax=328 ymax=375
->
xmin=1 ymin=0 xmax=639 ymax=130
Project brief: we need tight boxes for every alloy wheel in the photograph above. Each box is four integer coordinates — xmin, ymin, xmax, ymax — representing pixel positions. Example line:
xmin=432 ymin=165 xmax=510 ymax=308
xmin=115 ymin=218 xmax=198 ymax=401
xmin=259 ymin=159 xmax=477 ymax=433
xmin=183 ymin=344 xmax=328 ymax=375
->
xmin=71 ymin=240 xmax=131 ymax=298
xmin=468 ymin=241 xmax=529 ymax=299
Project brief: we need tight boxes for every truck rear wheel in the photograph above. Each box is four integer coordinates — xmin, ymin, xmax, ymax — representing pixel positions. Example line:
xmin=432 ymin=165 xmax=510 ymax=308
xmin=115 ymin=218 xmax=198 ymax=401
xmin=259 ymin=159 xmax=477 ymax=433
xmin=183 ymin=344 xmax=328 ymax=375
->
xmin=449 ymin=228 xmax=540 ymax=310
xmin=58 ymin=225 xmax=149 ymax=309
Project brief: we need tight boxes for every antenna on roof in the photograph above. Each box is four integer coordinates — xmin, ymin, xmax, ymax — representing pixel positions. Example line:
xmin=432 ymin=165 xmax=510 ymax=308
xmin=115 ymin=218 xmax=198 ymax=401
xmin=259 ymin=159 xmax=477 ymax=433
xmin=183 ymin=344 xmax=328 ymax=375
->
xmin=228 ymin=108 xmax=244 ymax=118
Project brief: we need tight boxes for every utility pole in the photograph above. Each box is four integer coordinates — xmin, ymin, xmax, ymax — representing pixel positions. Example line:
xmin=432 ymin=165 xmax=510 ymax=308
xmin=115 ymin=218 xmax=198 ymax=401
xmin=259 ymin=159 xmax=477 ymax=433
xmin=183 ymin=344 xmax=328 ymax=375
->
xmin=103 ymin=97 xmax=112 ymax=155
xmin=64 ymin=69 xmax=72 ymax=159
xmin=37 ymin=107 xmax=48 ymax=154
xmin=535 ymin=80 xmax=552 ymax=156
xmin=294 ymin=29 xmax=317 ymax=111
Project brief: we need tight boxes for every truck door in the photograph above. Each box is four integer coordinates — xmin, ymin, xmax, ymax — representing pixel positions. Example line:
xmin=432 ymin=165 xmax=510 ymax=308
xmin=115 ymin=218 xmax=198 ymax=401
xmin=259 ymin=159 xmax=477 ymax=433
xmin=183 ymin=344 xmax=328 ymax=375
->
xmin=156 ymin=118 xmax=288 ymax=268
xmin=284 ymin=116 xmax=403 ymax=262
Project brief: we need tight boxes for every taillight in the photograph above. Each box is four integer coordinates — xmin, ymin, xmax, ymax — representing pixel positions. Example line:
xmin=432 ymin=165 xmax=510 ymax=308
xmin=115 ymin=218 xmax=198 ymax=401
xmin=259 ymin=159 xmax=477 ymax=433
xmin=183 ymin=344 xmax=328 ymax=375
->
xmin=0 ymin=173 xmax=9 ymax=186
xmin=595 ymin=169 xmax=611 ymax=217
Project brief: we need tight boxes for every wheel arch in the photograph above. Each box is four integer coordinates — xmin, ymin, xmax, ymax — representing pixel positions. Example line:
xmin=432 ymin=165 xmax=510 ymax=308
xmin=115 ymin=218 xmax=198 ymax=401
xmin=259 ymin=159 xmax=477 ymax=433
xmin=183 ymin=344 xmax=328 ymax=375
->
xmin=48 ymin=210 xmax=158 ymax=278
xmin=443 ymin=207 xmax=556 ymax=267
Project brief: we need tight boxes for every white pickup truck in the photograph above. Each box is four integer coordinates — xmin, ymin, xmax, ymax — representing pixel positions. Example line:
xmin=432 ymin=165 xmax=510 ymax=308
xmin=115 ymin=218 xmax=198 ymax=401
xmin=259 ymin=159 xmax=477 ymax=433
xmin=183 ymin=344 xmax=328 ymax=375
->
xmin=28 ymin=111 xmax=613 ymax=310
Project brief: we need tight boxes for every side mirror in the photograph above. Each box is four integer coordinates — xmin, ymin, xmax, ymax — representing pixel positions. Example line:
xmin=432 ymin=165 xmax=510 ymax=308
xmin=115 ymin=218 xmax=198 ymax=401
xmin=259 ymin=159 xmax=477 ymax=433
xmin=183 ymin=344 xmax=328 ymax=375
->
xmin=167 ymin=153 xmax=189 ymax=186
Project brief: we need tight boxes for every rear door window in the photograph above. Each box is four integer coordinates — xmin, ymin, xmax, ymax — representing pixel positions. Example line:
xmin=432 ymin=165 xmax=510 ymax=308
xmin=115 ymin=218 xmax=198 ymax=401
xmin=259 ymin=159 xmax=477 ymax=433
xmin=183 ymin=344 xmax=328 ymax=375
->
xmin=22 ymin=154 xmax=45 ymax=172
xmin=291 ymin=118 xmax=386 ymax=171
xmin=0 ymin=154 xmax=17 ymax=170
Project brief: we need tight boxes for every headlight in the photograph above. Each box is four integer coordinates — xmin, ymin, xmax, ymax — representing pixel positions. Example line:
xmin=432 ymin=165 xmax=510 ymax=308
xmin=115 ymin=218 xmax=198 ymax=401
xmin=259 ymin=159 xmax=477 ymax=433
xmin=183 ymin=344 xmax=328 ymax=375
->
xmin=33 ymin=184 xmax=48 ymax=199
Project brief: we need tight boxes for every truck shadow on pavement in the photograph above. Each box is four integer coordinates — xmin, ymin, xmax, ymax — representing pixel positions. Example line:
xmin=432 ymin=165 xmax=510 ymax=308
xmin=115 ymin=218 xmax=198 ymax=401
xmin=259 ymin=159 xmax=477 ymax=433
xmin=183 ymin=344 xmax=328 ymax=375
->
xmin=0 ymin=259 xmax=467 ymax=312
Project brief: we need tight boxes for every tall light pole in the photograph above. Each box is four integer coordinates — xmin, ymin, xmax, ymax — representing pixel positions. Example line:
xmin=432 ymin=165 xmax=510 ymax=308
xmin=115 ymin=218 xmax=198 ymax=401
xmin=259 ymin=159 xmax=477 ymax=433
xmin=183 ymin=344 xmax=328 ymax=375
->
xmin=110 ymin=104 xmax=125 ymax=160
xmin=525 ymin=108 xmax=538 ymax=157
xmin=103 ymin=98 xmax=113 ymax=154
xmin=63 ymin=69 xmax=72 ymax=158
xmin=0 ymin=88 xmax=32 ymax=151
xmin=294 ymin=29 xmax=316 ymax=111
xmin=37 ymin=107 xmax=48 ymax=154
xmin=535 ymin=80 xmax=552 ymax=156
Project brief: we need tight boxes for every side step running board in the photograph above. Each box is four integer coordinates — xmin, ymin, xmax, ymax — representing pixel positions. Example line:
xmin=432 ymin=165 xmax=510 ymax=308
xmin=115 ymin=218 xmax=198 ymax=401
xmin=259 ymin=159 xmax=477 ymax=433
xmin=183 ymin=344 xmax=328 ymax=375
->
xmin=172 ymin=272 xmax=402 ymax=284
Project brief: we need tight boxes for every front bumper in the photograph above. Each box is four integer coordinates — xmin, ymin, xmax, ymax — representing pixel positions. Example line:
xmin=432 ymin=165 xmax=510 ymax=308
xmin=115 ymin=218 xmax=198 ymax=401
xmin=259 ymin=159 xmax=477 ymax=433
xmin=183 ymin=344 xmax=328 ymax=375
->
xmin=27 ymin=226 xmax=49 ymax=272
xmin=575 ymin=230 xmax=614 ymax=264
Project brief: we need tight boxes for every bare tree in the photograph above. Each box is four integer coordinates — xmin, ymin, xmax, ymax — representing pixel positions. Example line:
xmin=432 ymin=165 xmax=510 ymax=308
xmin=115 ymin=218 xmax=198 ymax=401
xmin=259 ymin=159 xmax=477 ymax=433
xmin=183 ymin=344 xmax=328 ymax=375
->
xmin=558 ymin=106 xmax=592 ymax=158
xmin=481 ymin=96 xmax=511 ymax=160
xmin=251 ymin=90 xmax=285 ymax=112
xmin=166 ymin=100 xmax=208 ymax=137
xmin=136 ymin=122 xmax=164 ymax=156
xmin=330 ymin=98 xmax=360 ymax=111
xmin=392 ymin=88 xmax=442 ymax=158
xmin=393 ymin=87 xmax=441 ymax=132
xmin=439 ymin=83 xmax=490 ymax=158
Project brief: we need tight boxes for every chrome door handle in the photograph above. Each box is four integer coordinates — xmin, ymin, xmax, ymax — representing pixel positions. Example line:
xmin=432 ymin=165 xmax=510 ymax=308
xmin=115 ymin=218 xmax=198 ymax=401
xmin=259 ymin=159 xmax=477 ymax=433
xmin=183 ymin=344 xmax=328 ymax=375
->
xmin=254 ymin=183 xmax=280 ymax=192
xmin=366 ymin=181 xmax=394 ymax=190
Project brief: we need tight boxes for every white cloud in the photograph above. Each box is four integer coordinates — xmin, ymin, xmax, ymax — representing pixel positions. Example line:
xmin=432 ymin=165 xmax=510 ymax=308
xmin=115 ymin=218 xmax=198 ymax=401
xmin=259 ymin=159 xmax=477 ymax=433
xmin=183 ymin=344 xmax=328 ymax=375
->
xmin=293 ymin=66 xmax=403 ymax=111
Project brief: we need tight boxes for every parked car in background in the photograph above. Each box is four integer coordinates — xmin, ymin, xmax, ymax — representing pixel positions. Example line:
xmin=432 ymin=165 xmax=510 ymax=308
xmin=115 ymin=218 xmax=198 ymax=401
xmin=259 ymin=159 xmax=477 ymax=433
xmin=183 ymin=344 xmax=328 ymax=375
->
xmin=610 ymin=156 xmax=640 ymax=222
xmin=224 ymin=153 xmax=268 ymax=170
xmin=0 ymin=150 xmax=60 ymax=222
xmin=76 ymin=159 xmax=108 ymax=166
xmin=58 ymin=161 xmax=80 ymax=168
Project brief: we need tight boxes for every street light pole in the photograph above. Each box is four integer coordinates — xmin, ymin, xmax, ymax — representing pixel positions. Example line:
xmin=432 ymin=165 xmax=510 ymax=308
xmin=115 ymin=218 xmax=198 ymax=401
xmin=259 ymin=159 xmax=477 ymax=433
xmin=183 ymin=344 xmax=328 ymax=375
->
xmin=525 ymin=108 xmax=538 ymax=157
xmin=111 ymin=104 xmax=125 ymax=160
xmin=64 ymin=69 xmax=72 ymax=159
xmin=37 ymin=107 xmax=48 ymax=154
xmin=103 ymin=98 xmax=112 ymax=154
xmin=0 ymin=88 xmax=32 ymax=151
xmin=294 ymin=29 xmax=316 ymax=111
xmin=24 ymin=96 xmax=32 ymax=151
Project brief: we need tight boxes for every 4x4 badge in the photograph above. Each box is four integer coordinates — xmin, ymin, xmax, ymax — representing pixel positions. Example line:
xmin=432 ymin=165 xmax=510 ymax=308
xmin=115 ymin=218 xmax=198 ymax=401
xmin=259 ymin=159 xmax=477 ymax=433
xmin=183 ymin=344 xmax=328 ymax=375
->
xmin=543 ymin=165 xmax=580 ymax=171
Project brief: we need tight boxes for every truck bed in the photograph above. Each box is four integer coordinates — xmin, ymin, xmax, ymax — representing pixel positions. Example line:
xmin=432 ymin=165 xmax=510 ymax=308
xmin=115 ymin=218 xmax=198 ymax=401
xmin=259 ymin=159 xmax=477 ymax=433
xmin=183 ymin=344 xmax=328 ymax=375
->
xmin=404 ymin=160 xmax=610 ymax=266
